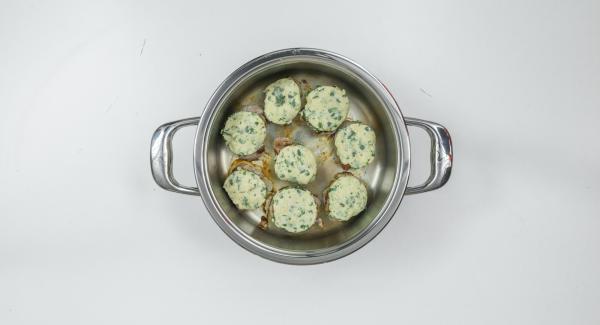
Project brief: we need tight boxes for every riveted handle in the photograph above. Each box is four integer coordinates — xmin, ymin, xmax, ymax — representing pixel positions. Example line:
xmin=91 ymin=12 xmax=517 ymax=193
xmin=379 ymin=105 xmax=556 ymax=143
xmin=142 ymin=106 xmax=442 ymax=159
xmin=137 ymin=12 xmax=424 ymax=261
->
xmin=150 ymin=117 xmax=201 ymax=196
xmin=405 ymin=118 xmax=453 ymax=195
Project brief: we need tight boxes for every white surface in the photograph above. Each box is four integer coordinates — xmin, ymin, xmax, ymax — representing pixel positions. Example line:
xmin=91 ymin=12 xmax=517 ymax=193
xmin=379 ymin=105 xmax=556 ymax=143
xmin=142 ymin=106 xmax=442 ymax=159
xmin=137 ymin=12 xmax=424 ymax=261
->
xmin=1 ymin=1 xmax=599 ymax=324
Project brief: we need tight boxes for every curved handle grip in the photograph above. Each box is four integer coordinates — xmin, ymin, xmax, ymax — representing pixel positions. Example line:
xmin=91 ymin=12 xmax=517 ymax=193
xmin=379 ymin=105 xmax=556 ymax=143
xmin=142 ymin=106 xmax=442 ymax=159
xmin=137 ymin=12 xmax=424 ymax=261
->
xmin=405 ymin=117 xmax=453 ymax=195
xmin=150 ymin=117 xmax=201 ymax=196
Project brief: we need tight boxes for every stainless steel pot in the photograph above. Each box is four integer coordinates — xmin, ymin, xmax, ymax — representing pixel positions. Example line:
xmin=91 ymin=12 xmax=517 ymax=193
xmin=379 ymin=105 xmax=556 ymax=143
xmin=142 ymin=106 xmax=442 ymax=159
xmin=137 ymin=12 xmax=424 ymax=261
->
xmin=150 ymin=48 xmax=452 ymax=264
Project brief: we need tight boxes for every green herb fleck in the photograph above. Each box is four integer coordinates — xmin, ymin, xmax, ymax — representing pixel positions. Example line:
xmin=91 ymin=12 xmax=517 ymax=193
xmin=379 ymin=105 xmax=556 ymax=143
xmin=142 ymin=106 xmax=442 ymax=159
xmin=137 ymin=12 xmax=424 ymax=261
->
xmin=273 ymin=86 xmax=285 ymax=106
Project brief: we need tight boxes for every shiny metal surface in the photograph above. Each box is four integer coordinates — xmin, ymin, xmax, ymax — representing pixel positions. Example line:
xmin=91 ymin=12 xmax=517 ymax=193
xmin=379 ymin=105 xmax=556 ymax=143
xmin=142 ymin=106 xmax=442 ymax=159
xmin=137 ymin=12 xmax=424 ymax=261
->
xmin=404 ymin=118 xmax=453 ymax=194
xmin=151 ymin=48 xmax=453 ymax=264
xmin=196 ymin=48 xmax=409 ymax=264
xmin=150 ymin=117 xmax=201 ymax=196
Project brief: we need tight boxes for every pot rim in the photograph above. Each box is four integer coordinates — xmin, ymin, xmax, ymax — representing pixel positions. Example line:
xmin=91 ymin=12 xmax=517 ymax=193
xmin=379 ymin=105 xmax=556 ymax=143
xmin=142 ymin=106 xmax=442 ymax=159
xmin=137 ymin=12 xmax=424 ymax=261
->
xmin=194 ymin=48 xmax=411 ymax=264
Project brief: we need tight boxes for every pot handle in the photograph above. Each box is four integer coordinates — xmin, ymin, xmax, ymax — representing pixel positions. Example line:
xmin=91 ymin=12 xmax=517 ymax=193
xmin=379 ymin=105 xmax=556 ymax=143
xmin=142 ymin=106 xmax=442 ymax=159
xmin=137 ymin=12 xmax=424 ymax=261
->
xmin=404 ymin=117 xmax=453 ymax=195
xmin=150 ymin=117 xmax=201 ymax=196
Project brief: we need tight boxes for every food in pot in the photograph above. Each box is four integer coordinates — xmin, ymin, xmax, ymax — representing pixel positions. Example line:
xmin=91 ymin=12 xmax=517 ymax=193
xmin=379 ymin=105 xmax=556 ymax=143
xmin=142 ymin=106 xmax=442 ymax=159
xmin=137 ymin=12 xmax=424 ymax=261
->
xmin=303 ymin=85 xmax=349 ymax=132
xmin=334 ymin=122 xmax=376 ymax=169
xmin=324 ymin=173 xmax=368 ymax=221
xmin=274 ymin=144 xmax=317 ymax=185
xmin=221 ymin=111 xmax=266 ymax=156
xmin=273 ymin=136 xmax=294 ymax=154
xmin=223 ymin=160 xmax=271 ymax=210
xmin=264 ymin=78 xmax=302 ymax=125
xmin=268 ymin=187 xmax=318 ymax=233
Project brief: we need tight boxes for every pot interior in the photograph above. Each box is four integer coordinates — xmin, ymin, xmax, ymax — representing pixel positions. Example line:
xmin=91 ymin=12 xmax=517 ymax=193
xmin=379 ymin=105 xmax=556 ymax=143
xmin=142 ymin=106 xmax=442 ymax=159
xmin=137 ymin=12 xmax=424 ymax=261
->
xmin=201 ymin=55 xmax=402 ymax=254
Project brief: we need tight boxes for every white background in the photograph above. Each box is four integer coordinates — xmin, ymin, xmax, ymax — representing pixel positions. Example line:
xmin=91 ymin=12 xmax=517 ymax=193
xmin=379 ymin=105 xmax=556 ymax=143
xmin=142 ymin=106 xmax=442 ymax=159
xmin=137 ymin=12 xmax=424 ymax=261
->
xmin=1 ymin=1 xmax=599 ymax=324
